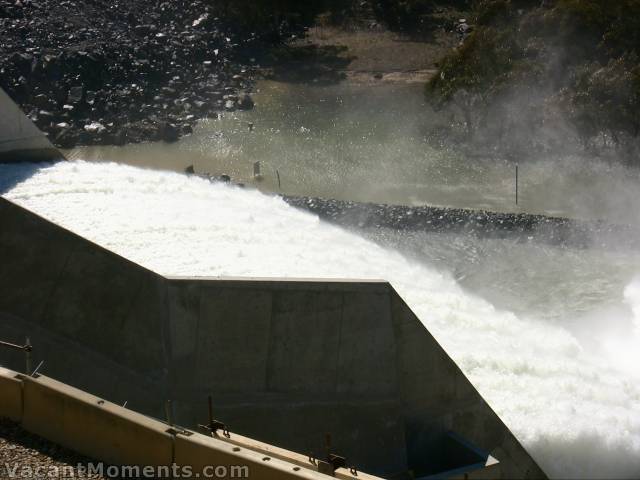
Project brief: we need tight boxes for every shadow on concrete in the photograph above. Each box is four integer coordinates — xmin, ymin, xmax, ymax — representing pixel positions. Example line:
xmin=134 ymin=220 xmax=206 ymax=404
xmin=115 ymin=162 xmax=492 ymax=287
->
xmin=0 ymin=161 xmax=53 ymax=195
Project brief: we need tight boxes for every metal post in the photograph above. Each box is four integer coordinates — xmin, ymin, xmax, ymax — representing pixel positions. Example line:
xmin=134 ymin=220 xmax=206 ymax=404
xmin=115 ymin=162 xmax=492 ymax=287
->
xmin=31 ymin=360 xmax=44 ymax=377
xmin=165 ymin=400 xmax=173 ymax=426
xmin=207 ymin=395 xmax=213 ymax=427
xmin=0 ymin=338 xmax=33 ymax=375
xmin=25 ymin=337 xmax=32 ymax=375
xmin=325 ymin=433 xmax=332 ymax=462
xmin=515 ymin=164 xmax=519 ymax=205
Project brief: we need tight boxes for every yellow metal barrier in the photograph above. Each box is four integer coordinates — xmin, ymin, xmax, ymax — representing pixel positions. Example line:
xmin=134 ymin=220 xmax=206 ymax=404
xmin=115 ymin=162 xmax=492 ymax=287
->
xmin=0 ymin=367 xmax=22 ymax=422
xmin=0 ymin=370 xmax=383 ymax=479
xmin=174 ymin=432 xmax=328 ymax=480
xmin=20 ymin=374 xmax=173 ymax=467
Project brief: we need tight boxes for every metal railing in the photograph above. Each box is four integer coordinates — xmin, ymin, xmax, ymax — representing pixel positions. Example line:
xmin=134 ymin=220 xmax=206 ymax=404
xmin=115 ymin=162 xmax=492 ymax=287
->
xmin=0 ymin=337 xmax=32 ymax=374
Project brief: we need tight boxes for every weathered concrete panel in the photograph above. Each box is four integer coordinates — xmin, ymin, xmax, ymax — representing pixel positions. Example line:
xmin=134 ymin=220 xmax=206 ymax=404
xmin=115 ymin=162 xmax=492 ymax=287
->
xmin=0 ymin=312 xmax=165 ymax=417
xmin=167 ymin=281 xmax=201 ymax=390
xmin=0 ymin=197 xmax=76 ymax=322
xmin=0 ymin=87 xmax=64 ymax=163
xmin=195 ymin=285 xmax=272 ymax=392
xmin=0 ymin=197 xmax=167 ymax=374
xmin=202 ymin=397 xmax=408 ymax=476
xmin=267 ymin=290 xmax=343 ymax=394
xmin=337 ymin=290 xmax=396 ymax=396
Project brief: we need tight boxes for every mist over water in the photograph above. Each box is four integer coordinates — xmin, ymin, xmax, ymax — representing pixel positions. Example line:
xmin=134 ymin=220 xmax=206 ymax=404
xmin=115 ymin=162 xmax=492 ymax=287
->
xmin=2 ymin=160 xmax=640 ymax=479
xmin=67 ymin=81 xmax=640 ymax=225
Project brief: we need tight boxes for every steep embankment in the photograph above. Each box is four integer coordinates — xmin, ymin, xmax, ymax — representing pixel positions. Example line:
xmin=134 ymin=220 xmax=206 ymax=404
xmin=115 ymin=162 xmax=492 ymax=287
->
xmin=0 ymin=0 xmax=255 ymax=148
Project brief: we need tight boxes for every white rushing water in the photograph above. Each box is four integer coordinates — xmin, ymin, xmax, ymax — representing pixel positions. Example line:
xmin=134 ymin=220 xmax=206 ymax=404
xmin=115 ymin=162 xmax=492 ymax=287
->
xmin=2 ymin=161 xmax=640 ymax=479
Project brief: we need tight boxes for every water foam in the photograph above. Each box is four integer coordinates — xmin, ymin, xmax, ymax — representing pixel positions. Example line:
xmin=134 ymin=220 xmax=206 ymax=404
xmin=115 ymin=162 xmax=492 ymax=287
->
xmin=1 ymin=161 xmax=639 ymax=478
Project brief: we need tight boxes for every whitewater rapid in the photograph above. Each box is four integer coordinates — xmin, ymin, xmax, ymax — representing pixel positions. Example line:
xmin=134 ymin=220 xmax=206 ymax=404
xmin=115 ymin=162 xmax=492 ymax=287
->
xmin=1 ymin=161 xmax=639 ymax=479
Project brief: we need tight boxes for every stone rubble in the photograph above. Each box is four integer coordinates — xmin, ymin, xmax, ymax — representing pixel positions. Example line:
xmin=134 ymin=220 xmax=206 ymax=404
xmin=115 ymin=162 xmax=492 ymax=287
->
xmin=0 ymin=419 xmax=112 ymax=479
xmin=0 ymin=0 xmax=257 ymax=148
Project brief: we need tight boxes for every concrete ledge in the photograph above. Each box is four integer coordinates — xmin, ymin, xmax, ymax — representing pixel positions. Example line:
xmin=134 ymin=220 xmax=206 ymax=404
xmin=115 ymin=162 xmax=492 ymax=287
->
xmin=166 ymin=277 xmax=390 ymax=293
xmin=175 ymin=432 xmax=333 ymax=480
xmin=21 ymin=374 xmax=173 ymax=467
xmin=216 ymin=431 xmax=378 ymax=480
xmin=0 ymin=367 xmax=23 ymax=422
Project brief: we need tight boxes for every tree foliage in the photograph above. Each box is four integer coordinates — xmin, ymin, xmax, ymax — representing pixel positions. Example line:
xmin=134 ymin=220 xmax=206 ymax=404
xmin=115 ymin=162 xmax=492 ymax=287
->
xmin=373 ymin=0 xmax=472 ymax=34
xmin=210 ymin=0 xmax=356 ymax=38
xmin=426 ymin=0 xmax=640 ymax=158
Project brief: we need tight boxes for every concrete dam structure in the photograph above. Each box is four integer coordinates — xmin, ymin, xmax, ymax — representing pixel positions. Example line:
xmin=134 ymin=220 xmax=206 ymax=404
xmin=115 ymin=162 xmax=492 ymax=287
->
xmin=0 ymin=89 xmax=546 ymax=479
xmin=0 ymin=87 xmax=64 ymax=163
xmin=0 ymin=366 xmax=382 ymax=480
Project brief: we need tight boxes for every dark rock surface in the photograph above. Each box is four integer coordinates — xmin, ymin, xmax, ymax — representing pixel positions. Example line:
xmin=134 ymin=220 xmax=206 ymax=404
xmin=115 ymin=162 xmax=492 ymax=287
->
xmin=0 ymin=0 xmax=256 ymax=148
xmin=283 ymin=195 xmax=640 ymax=250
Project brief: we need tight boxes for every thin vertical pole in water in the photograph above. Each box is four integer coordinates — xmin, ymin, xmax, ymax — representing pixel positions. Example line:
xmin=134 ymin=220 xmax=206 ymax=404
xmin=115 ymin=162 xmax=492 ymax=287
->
xmin=25 ymin=337 xmax=32 ymax=375
xmin=276 ymin=169 xmax=281 ymax=189
xmin=515 ymin=164 xmax=519 ymax=205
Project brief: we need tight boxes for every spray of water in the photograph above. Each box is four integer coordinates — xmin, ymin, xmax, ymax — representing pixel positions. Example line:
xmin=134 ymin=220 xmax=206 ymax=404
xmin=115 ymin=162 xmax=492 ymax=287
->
xmin=1 ymin=161 xmax=639 ymax=479
xmin=624 ymin=277 xmax=640 ymax=335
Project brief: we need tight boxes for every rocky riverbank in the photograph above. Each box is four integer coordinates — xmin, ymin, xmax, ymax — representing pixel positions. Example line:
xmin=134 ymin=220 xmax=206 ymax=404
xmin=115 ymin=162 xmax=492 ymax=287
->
xmin=0 ymin=0 xmax=256 ymax=148
xmin=283 ymin=195 xmax=640 ymax=251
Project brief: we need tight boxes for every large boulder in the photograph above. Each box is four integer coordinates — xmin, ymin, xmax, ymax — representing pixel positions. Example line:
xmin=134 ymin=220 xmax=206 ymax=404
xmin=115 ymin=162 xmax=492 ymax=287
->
xmin=237 ymin=93 xmax=254 ymax=110
xmin=67 ymin=86 xmax=84 ymax=104
xmin=157 ymin=121 xmax=180 ymax=142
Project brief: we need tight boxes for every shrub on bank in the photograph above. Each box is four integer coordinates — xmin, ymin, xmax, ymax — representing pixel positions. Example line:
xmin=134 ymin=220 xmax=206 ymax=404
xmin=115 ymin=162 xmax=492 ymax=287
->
xmin=209 ymin=0 xmax=358 ymax=39
xmin=426 ymin=0 xmax=640 ymax=161
xmin=372 ymin=0 xmax=472 ymax=34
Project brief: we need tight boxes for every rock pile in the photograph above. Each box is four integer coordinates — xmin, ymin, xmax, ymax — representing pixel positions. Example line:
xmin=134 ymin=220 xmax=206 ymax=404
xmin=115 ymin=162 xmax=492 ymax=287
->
xmin=283 ymin=195 xmax=640 ymax=250
xmin=0 ymin=419 xmax=110 ymax=479
xmin=0 ymin=0 xmax=256 ymax=147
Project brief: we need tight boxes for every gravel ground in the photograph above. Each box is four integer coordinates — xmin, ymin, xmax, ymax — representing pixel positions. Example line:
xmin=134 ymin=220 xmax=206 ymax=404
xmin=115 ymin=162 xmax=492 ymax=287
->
xmin=0 ymin=419 xmax=110 ymax=479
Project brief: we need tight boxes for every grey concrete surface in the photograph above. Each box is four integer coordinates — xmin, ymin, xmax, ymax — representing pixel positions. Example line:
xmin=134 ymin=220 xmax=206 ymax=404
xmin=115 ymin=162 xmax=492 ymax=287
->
xmin=0 ymin=195 xmax=547 ymax=479
xmin=0 ymin=197 xmax=167 ymax=374
xmin=0 ymin=88 xmax=64 ymax=163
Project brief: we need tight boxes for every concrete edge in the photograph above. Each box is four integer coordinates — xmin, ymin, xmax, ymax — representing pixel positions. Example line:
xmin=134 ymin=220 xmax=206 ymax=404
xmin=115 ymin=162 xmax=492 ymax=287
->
xmin=175 ymin=432 xmax=338 ymax=479
xmin=212 ymin=430 xmax=378 ymax=480
xmin=166 ymin=276 xmax=387 ymax=284
xmin=0 ymin=367 xmax=23 ymax=422
xmin=0 ymin=87 xmax=66 ymax=164
xmin=388 ymin=285 xmax=548 ymax=479
xmin=166 ymin=276 xmax=390 ymax=292
xmin=0 ymin=196 xmax=162 ymax=280
xmin=1 ymin=196 xmax=388 ymax=289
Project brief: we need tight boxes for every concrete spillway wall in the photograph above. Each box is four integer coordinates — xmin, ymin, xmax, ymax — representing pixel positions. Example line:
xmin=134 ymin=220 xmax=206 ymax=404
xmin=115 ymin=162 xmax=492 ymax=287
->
xmin=0 ymin=195 xmax=546 ymax=479
xmin=0 ymin=88 xmax=64 ymax=163
xmin=0 ymin=367 xmax=380 ymax=480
